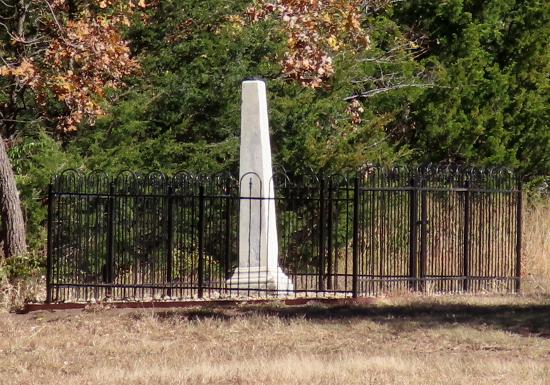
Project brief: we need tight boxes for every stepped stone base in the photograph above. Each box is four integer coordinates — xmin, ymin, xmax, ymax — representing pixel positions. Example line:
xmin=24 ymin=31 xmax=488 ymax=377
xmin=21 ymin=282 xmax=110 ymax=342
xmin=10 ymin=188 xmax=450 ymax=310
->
xmin=227 ymin=266 xmax=294 ymax=296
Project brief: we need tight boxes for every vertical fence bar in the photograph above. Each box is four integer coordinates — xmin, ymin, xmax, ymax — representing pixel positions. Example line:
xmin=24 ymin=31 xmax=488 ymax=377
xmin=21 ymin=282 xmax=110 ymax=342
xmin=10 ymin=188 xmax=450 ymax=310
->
xmin=409 ymin=177 xmax=418 ymax=291
xmin=463 ymin=181 xmax=471 ymax=292
xmin=224 ymin=183 xmax=232 ymax=280
xmin=106 ymin=182 xmax=115 ymax=297
xmin=198 ymin=184 xmax=205 ymax=298
xmin=515 ymin=178 xmax=522 ymax=293
xmin=327 ymin=180 xmax=334 ymax=290
xmin=166 ymin=185 xmax=174 ymax=297
xmin=46 ymin=183 xmax=54 ymax=303
xmin=419 ymin=178 xmax=428 ymax=292
xmin=318 ymin=178 xmax=325 ymax=292
xmin=352 ymin=176 xmax=360 ymax=298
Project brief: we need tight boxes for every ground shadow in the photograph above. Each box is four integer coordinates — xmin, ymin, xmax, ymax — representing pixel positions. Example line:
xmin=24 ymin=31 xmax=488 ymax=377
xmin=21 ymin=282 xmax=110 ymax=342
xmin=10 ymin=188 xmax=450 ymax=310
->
xmin=127 ymin=308 xmax=234 ymax=322
xmin=146 ymin=300 xmax=550 ymax=338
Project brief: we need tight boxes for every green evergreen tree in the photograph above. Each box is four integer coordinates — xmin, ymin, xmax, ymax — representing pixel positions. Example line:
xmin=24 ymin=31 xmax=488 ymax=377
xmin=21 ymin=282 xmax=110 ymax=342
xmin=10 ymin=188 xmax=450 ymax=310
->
xmin=395 ymin=0 xmax=549 ymax=175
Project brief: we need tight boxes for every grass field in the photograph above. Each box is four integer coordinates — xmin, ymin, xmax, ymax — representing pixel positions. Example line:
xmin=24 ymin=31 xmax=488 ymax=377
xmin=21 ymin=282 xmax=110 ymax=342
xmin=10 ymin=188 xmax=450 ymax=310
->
xmin=1 ymin=295 xmax=550 ymax=385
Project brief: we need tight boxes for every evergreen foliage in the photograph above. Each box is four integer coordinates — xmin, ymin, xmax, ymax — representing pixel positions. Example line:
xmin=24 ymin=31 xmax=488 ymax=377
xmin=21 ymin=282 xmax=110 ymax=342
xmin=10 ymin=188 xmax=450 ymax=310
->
xmin=394 ymin=0 xmax=549 ymax=175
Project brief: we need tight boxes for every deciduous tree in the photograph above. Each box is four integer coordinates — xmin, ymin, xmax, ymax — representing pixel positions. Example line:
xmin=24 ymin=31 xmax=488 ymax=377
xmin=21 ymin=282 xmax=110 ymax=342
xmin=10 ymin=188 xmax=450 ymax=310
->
xmin=0 ymin=0 xmax=143 ymax=257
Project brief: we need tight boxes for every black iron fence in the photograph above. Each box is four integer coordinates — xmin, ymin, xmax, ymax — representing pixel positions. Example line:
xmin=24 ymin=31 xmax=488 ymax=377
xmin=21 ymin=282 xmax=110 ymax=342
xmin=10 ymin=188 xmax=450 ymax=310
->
xmin=46 ymin=166 xmax=522 ymax=302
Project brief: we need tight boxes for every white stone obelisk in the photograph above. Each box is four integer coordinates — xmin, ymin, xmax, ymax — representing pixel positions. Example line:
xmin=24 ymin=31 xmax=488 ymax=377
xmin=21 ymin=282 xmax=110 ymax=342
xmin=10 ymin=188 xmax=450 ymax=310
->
xmin=227 ymin=80 xmax=294 ymax=294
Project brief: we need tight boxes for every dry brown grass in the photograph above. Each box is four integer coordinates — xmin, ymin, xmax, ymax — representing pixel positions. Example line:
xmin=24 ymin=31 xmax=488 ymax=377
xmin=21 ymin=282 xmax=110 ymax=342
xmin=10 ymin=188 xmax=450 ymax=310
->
xmin=2 ymin=296 xmax=550 ymax=385
xmin=523 ymin=197 xmax=550 ymax=294
xmin=0 ymin=276 xmax=45 ymax=313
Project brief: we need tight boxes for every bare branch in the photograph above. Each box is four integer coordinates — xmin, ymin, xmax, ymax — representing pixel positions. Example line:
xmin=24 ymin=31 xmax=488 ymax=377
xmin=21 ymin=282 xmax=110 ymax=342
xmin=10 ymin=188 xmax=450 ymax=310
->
xmin=351 ymin=72 xmax=401 ymax=84
xmin=42 ymin=0 xmax=64 ymax=35
xmin=0 ymin=20 xmax=48 ymax=45
xmin=360 ymin=43 xmax=428 ymax=64
xmin=363 ymin=0 xmax=404 ymax=15
xmin=0 ymin=54 xmax=12 ymax=67
xmin=40 ymin=0 xmax=81 ymax=50
xmin=0 ymin=21 xmax=19 ymax=41
xmin=345 ymin=83 xmax=437 ymax=101
xmin=16 ymin=0 xmax=29 ymax=38
xmin=0 ymin=10 xmax=18 ymax=21
xmin=0 ymin=117 xmax=43 ymax=124
xmin=0 ymin=0 xmax=15 ymax=8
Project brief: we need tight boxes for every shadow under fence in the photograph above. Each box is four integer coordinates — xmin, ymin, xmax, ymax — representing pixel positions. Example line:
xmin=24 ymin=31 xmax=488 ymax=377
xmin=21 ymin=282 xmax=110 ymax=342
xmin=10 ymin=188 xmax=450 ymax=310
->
xmin=46 ymin=166 xmax=522 ymax=303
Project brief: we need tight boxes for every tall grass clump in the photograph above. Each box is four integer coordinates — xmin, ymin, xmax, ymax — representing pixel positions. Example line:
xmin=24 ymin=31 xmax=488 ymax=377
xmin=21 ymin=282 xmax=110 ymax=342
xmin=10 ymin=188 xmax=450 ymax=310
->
xmin=0 ymin=253 xmax=45 ymax=312
xmin=522 ymin=195 xmax=550 ymax=295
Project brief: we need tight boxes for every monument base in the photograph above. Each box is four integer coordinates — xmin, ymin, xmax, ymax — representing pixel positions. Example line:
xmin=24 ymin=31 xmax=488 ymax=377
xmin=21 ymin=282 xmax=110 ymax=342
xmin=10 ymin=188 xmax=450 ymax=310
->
xmin=226 ymin=266 xmax=294 ymax=296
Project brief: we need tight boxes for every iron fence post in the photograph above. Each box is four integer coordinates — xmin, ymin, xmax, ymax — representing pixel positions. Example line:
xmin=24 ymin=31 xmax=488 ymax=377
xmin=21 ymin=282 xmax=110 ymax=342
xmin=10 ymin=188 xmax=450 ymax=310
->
xmin=46 ymin=183 xmax=54 ymax=303
xmin=166 ymin=185 xmax=174 ymax=297
xmin=419 ymin=178 xmax=428 ymax=292
xmin=463 ymin=180 xmax=471 ymax=292
xmin=106 ymin=182 xmax=115 ymax=297
xmin=409 ymin=177 xmax=418 ymax=291
xmin=515 ymin=179 xmax=523 ymax=293
xmin=327 ymin=180 xmax=334 ymax=290
xmin=352 ymin=176 xmax=360 ymax=298
xmin=198 ymin=184 xmax=205 ymax=298
xmin=318 ymin=178 xmax=325 ymax=292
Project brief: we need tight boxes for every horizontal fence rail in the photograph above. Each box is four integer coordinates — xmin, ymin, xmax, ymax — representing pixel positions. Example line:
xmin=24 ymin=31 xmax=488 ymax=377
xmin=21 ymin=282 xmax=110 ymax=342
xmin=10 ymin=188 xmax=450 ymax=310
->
xmin=46 ymin=166 xmax=522 ymax=302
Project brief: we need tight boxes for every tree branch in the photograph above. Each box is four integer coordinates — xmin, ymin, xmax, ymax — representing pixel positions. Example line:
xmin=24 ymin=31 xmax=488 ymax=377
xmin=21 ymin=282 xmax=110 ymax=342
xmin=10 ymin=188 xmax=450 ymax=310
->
xmin=364 ymin=0 xmax=404 ymax=15
xmin=0 ymin=54 xmax=12 ymax=67
xmin=0 ymin=0 xmax=15 ymax=7
xmin=0 ymin=21 xmax=19 ymax=41
xmin=42 ymin=0 xmax=64 ymax=35
xmin=345 ymin=83 xmax=437 ymax=101
xmin=41 ymin=0 xmax=82 ymax=50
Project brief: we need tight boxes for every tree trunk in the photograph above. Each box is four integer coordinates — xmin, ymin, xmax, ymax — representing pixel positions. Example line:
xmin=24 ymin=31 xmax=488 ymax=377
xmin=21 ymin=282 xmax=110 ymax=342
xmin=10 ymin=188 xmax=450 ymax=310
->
xmin=0 ymin=132 xmax=27 ymax=258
